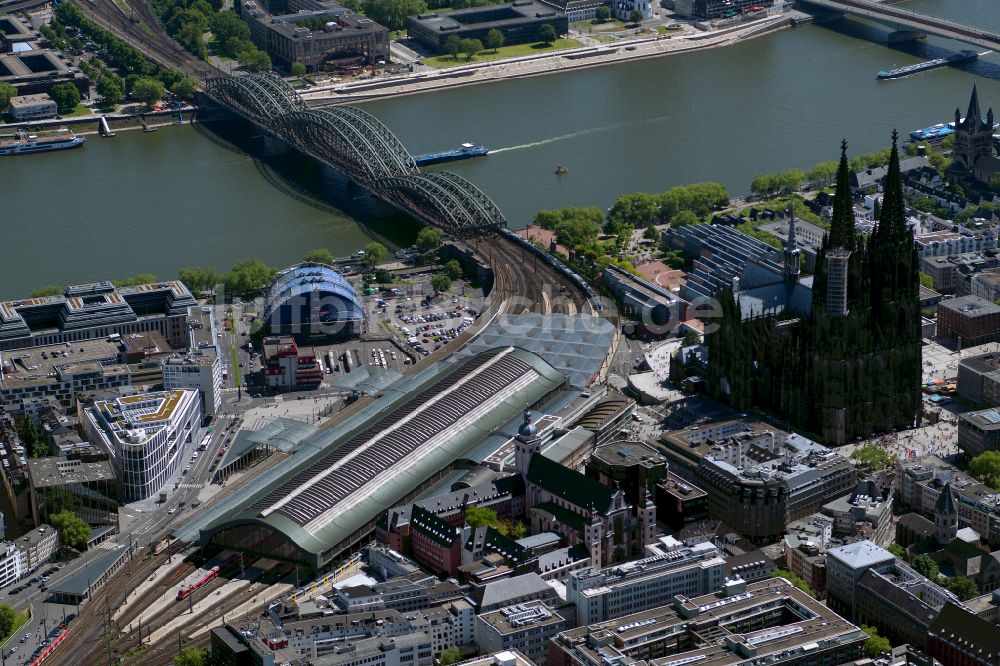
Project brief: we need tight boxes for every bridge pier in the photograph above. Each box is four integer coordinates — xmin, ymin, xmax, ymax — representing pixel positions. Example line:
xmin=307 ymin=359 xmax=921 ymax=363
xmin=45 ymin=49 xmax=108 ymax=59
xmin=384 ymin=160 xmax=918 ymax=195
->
xmin=318 ymin=165 xmax=396 ymax=217
xmin=888 ymin=29 xmax=926 ymax=43
xmin=261 ymin=135 xmax=292 ymax=157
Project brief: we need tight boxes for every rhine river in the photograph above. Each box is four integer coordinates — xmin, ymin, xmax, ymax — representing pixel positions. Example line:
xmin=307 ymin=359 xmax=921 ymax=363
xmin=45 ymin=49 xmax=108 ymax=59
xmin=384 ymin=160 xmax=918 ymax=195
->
xmin=1 ymin=0 xmax=998 ymax=297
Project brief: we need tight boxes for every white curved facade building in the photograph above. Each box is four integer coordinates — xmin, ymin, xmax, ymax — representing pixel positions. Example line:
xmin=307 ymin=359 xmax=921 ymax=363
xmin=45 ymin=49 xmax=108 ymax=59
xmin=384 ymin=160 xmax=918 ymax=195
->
xmin=83 ymin=389 xmax=202 ymax=501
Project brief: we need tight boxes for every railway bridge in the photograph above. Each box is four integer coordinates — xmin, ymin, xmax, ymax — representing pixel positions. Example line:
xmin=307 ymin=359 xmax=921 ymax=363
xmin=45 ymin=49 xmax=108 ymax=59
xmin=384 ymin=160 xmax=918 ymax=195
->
xmin=799 ymin=0 xmax=1000 ymax=48
xmin=203 ymin=74 xmax=507 ymax=233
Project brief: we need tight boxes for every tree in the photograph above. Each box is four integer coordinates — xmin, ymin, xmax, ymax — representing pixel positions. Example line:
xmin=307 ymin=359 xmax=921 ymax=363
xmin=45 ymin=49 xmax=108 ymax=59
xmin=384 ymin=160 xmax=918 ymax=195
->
xmin=439 ymin=648 xmax=463 ymax=666
xmin=225 ymin=258 xmax=277 ymax=293
xmin=444 ymin=34 xmax=463 ymax=60
xmin=538 ymin=23 xmax=557 ymax=44
xmin=460 ymin=37 xmax=483 ymax=61
xmin=96 ymin=75 xmax=124 ymax=106
xmin=912 ymin=554 xmax=939 ymax=580
xmin=919 ymin=272 xmax=934 ymax=289
xmin=304 ymin=248 xmax=335 ymax=265
xmin=114 ymin=273 xmax=157 ymax=287
xmin=171 ymin=77 xmax=197 ymax=102
xmin=375 ymin=268 xmax=393 ymax=284
xmin=628 ymin=8 xmax=643 ymax=24
xmin=860 ymin=625 xmax=891 ymax=659
xmin=362 ymin=0 xmax=428 ymax=30
xmin=17 ymin=417 xmax=47 ymax=458
xmin=212 ymin=11 xmax=252 ymax=57
xmin=806 ymin=160 xmax=838 ymax=185
xmin=416 ymin=227 xmax=444 ymax=252
xmin=132 ymin=77 xmax=165 ymax=108
xmin=177 ymin=267 xmax=222 ymax=292
xmin=594 ymin=5 xmax=610 ymax=21
xmin=0 ymin=605 xmax=15 ymax=640
xmin=290 ymin=61 xmax=307 ymax=76
xmin=643 ymin=224 xmax=659 ymax=241
xmin=969 ymin=451 xmax=1000 ymax=490
xmin=50 ymin=509 xmax=90 ymax=550
xmin=445 ymin=259 xmax=463 ymax=281
xmin=174 ymin=647 xmax=207 ymax=666
xmin=682 ymin=329 xmax=700 ymax=347
xmin=30 ymin=285 xmax=63 ymax=298
xmin=670 ymin=210 xmax=700 ymax=228
xmin=850 ymin=445 xmax=895 ymax=471
xmin=888 ymin=543 xmax=905 ymax=558
xmin=465 ymin=505 xmax=499 ymax=529
xmin=945 ymin=575 xmax=979 ymax=601
xmin=431 ymin=274 xmax=451 ymax=294
xmin=49 ymin=82 xmax=80 ymax=114
xmin=484 ymin=28 xmax=504 ymax=52
xmin=364 ymin=242 xmax=389 ymax=267
xmin=0 ymin=82 xmax=15 ymax=113
xmin=772 ymin=570 xmax=815 ymax=598
xmin=238 ymin=48 xmax=272 ymax=73
xmin=607 ymin=192 xmax=661 ymax=232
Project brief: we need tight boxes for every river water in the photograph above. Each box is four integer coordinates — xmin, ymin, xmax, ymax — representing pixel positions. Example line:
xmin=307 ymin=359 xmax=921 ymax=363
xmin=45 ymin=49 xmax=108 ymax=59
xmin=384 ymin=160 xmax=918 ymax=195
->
xmin=1 ymin=0 xmax=998 ymax=298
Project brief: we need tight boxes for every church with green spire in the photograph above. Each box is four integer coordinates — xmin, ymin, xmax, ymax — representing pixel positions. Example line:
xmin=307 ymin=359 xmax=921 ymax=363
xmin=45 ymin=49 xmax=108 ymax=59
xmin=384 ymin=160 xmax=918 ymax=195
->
xmin=705 ymin=135 xmax=922 ymax=444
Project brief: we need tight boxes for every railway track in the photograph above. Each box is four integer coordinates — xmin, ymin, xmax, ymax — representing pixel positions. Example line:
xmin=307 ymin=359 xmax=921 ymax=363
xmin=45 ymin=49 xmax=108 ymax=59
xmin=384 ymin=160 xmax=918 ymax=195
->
xmin=69 ymin=0 xmax=222 ymax=81
xmin=479 ymin=233 xmax=588 ymax=315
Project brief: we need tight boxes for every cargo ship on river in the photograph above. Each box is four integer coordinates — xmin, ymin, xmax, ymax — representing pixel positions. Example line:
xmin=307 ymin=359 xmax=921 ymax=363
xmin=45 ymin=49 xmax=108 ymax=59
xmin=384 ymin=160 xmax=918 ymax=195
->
xmin=412 ymin=143 xmax=488 ymax=166
xmin=878 ymin=50 xmax=982 ymax=80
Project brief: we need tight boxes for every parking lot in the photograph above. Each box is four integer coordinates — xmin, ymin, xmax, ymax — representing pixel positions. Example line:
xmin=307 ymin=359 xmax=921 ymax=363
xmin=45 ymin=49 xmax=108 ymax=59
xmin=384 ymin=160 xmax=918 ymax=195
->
xmin=367 ymin=283 xmax=485 ymax=359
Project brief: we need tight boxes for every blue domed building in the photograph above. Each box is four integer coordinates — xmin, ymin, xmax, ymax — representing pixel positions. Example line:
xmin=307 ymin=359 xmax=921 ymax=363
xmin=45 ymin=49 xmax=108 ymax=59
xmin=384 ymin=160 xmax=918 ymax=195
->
xmin=263 ymin=263 xmax=364 ymax=340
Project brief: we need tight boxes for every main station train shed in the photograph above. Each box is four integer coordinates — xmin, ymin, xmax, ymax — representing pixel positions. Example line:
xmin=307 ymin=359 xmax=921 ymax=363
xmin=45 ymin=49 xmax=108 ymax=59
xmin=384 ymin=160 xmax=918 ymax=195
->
xmin=262 ymin=263 xmax=364 ymax=340
xmin=185 ymin=347 xmax=565 ymax=571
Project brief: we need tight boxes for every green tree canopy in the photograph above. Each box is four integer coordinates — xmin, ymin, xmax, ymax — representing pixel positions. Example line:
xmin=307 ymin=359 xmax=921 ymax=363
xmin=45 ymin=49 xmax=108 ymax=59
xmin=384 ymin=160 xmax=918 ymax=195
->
xmin=772 ymin=570 xmax=815 ymax=598
xmin=212 ymin=11 xmax=252 ymax=56
xmin=683 ymin=330 xmax=700 ymax=347
xmin=919 ymin=272 xmax=934 ymax=289
xmin=911 ymin=554 xmax=939 ymax=580
xmin=0 ymin=82 xmax=16 ymax=113
xmin=238 ymin=48 xmax=272 ymax=73
xmin=439 ymin=648 xmax=463 ymax=666
xmin=594 ymin=5 xmax=610 ymax=20
xmin=416 ymin=227 xmax=444 ymax=252
xmin=944 ymin=575 xmax=979 ymax=601
xmin=431 ymin=274 xmax=451 ymax=294
xmin=533 ymin=207 xmax=602 ymax=248
xmin=17 ymin=417 xmax=47 ymax=458
xmin=374 ymin=268 xmax=393 ymax=284
xmin=538 ymin=23 xmax=556 ymax=44
xmin=114 ymin=273 xmax=157 ymax=287
xmin=177 ymin=267 xmax=222 ymax=292
xmin=969 ymin=451 xmax=1000 ymax=490
xmin=96 ymin=75 xmax=124 ymax=105
xmin=888 ymin=543 xmax=905 ymax=558
xmin=460 ymin=37 xmax=483 ymax=60
xmin=50 ymin=509 xmax=90 ymax=550
xmin=465 ymin=505 xmax=499 ymax=529
xmin=364 ymin=242 xmax=389 ymax=266
xmin=363 ymin=0 xmax=428 ymax=30
xmin=171 ymin=77 xmax=197 ymax=101
xmin=304 ymin=248 xmax=335 ymax=265
xmin=643 ymin=224 xmax=659 ymax=241
xmin=0 ymin=605 xmax=15 ymax=640
xmin=444 ymin=34 xmax=463 ymax=59
xmin=174 ymin=646 xmax=208 ymax=666
xmin=860 ymin=625 xmax=891 ymax=659
xmin=806 ymin=160 xmax=838 ymax=184
xmin=49 ymin=82 xmax=80 ymax=114
xmin=607 ymin=192 xmax=661 ymax=232
xmin=132 ymin=77 xmax=165 ymax=108
xmin=445 ymin=259 xmax=463 ymax=280
xmin=850 ymin=445 xmax=895 ymax=471
xmin=671 ymin=210 xmax=700 ymax=228
xmin=484 ymin=28 xmax=504 ymax=52
xmin=30 ymin=285 xmax=64 ymax=298
xmin=628 ymin=8 xmax=643 ymax=23
xmin=290 ymin=61 xmax=307 ymax=76
xmin=225 ymin=258 xmax=277 ymax=293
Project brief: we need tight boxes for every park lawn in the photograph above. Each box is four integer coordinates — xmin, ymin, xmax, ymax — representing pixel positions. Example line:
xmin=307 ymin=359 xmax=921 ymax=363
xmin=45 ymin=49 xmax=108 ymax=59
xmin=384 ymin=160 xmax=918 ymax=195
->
xmin=655 ymin=25 xmax=681 ymax=35
xmin=572 ymin=18 xmax=628 ymax=32
xmin=60 ymin=104 xmax=93 ymax=118
xmin=423 ymin=38 xmax=582 ymax=68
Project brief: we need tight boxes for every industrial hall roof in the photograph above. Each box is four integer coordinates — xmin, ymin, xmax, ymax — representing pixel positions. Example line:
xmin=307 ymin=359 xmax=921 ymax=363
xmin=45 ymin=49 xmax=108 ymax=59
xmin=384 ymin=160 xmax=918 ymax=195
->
xmin=189 ymin=347 xmax=565 ymax=565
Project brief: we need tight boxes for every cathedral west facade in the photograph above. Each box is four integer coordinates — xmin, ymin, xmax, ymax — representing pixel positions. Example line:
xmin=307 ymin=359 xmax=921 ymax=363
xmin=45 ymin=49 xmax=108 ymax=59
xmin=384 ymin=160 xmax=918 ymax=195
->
xmin=706 ymin=136 xmax=922 ymax=444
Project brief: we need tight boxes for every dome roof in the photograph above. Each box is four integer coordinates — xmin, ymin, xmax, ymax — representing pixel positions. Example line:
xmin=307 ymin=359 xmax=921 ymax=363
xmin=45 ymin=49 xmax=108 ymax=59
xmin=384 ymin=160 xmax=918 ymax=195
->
xmin=263 ymin=263 xmax=364 ymax=332
xmin=518 ymin=410 xmax=537 ymax=439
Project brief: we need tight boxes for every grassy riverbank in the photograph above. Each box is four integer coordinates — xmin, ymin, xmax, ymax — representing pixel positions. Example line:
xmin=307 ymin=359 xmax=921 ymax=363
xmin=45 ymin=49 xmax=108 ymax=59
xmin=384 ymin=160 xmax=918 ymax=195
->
xmin=422 ymin=38 xmax=582 ymax=68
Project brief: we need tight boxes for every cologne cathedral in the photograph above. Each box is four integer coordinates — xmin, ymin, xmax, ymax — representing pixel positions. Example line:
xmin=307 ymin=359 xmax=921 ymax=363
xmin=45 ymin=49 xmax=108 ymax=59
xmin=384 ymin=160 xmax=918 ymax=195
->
xmin=705 ymin=135 xmax=922 ymax=444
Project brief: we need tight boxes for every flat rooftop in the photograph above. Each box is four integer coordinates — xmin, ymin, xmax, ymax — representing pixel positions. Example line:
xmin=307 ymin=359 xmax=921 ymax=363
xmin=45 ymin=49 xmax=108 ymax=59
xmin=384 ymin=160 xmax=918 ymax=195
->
xmin=939 ymin=295 xmax=1000 ymax=316
xmin=960 ymin=407 xmax=1000 ymax=432
xmin=0 ymin=339 xmax=124 ymax=387
xmin=412 ymin=1 xmax=562 ymax=32
xmin=478 ymin=600 xmax=563 ymax=635
xmin=27 ymin=457 xmax=116 ymax=488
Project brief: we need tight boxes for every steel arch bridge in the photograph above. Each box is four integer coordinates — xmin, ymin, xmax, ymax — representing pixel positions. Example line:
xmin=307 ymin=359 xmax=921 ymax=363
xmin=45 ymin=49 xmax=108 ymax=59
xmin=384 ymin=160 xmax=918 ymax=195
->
xmin=204 ymin=74 xmax=507 ymax=232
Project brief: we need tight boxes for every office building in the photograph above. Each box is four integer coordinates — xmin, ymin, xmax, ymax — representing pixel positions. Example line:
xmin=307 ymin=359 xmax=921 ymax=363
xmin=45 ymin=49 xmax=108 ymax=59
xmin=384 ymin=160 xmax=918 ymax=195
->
xmin=262 ymin=336 xmax=323 ymax=391
xmin=238 ymin=0 xmax=388 ymax=70
xmin=819 ymin=479 xmax=893 ymax=546
xmin=0 ymin=542 xmax=22 ymax=590
xmin=566 ymin=536 xmax=725 ymax=626
xmin=9 ymin=93 xmax=56 ymax=120
xmin=82 ymin=389 xmax=202 ymax=501
xmin=659 ymin=419 xmax=856 ymax=542
xmin=27 ymin=457 xmax=118 ymax=528
xmin=971 ymin=271 xmax=1000 ymax=303
xmin=937 ymin=295 xmax=1000 ymax=345
xmin=825 ymin=540 xmax=896 ymax=619
xmin=550 ymin=578 xmax=866 ymax=666
xmin=958 ymin=351 xmax=1000 ymax=407
xmin=673 ymin=0 xmax=774 ymax=19
xmin=920 ymin=252 xmax=1000 ymax=294
xmin=928 ymin=602 xmax=1000 ymax=666
xmin=407 ymin=3 xmax=568 ymax=52
xmin=959 ymin=407 xmax=1000 ymax=457
xmin=600 ymin=265 xmax=687 ymax=336
xmin=654 ymin=472 xmax=709 ymax=531
xmin=16 ymin=525 xmax=58 ymax=573
xmin=162 ymin=354 xmax=221 ymax=416
xmin=0 ymin=47 xmax=89 ymax=97
xmin=475 ymin=601 xmax=566 ymax=665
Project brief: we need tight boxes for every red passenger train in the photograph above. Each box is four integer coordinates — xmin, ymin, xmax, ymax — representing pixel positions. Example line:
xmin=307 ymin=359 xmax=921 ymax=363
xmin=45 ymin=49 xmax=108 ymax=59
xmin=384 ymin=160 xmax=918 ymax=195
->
xmin=177 ymin=565 xmax=220 ymax=600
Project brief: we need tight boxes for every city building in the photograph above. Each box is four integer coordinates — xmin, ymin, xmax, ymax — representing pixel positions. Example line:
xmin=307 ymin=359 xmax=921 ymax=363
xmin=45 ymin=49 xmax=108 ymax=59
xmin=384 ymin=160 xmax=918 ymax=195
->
xmin=600 ymin=264 xmax=687 ymax=336
xmin=565 ymin=535 xmax=726 ymax=626
xmin=82 ymin=389 xmax=202 ymax=501
xmin=920 ymin=252 xmax=1000 ymax=294
xmin=263 ymin=263 xmax=364 ymax=340
xmin=937 ymin=295 xmax=1000 ymax=345
xmin=958 ymin=351 xmax=1000 ymax=407
xmin=474 ymin=601 xmax=566 ymax=665
xmin=8 ymin=93 xmax=56 ymax=120
xmin=654 ymin=471 xmax=709 ymax=531
xmin=0 ymin=338 xmax=132 ymax=413
xmin=673 ymin=0 xmax=774 ymax=20
xmin=659 ymin=418 xmax=856 ymax=542
xmin=783 ymin=516 xmax=833 ymax=596
xmin=959 ymin=407 xmax=1000 ymax=457
xmin=0 ymin=48 xmax=89 ymax=97
xmin=261 ymin=336 xmax=323 ymax=391
xmin=825 ymin=540 xmax=896 ymax=619
xmin=0 ymin=542 xmax=22 ymax=590
xmin=477 ymin=571 xmax=559 ymax=613
xmin=951 ymin=86 xmax=1000 ymax=188
xmin=706 ymin=140 xmax=922 ymax=444
xmin=0 ymin=280 xmax=197 ymax=352
xmin=0 ymin=15 xmax=34 ymax=47
xmin=550 ymin=578 xmax=866 ymax=666
xmin=914 ymin=230 xmax=998 ymax=258
xmin=26 ymin=457 xmax=118 ymax=528
xmin=584 ymin=440 xmax=667 ymax=512
xmin=819 ymin=479 xmax=893 ymax=546
xmin=927 ymin=602 xmax=1000 ymax=666
xmin=16 ymin=525 xmax=59 ymax=573
xmin=407 ymin=3 xmax=568 ymax=53
xmin=972 ymin=271 xmax=1000 ymax=303
xmin=611 ymin=0 xmax=650 ymax=21
xmin=238 ymin=0 xmax=388 ymax=70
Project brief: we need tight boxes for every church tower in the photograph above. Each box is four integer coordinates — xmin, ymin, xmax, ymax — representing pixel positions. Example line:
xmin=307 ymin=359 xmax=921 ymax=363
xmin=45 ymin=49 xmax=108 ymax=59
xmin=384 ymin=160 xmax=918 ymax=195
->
xmin=585 ymin=504 xmax=605 ymax=570
xmin=784 ymin=203 xmax=801 ymax=291
xmin=640 ymin=485 xmax=657 ymax=545
xmin=514 ymin=410 xmax=541 ymax=477
xmin=953 ymin=85 xmax=996 ymax=176
xmin=935 ymin=483 xmax=958 ymax=545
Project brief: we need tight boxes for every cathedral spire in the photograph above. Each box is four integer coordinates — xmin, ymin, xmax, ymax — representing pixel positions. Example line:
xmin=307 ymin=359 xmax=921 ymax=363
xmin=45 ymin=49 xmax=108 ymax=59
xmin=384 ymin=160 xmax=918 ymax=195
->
xmin=876 ymin=130 xmax=907 ymax=243
xmin=967 ymin=84 xmax=982 ymax=128
xmin=829 ymin=139 xmax=856 ymax=251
